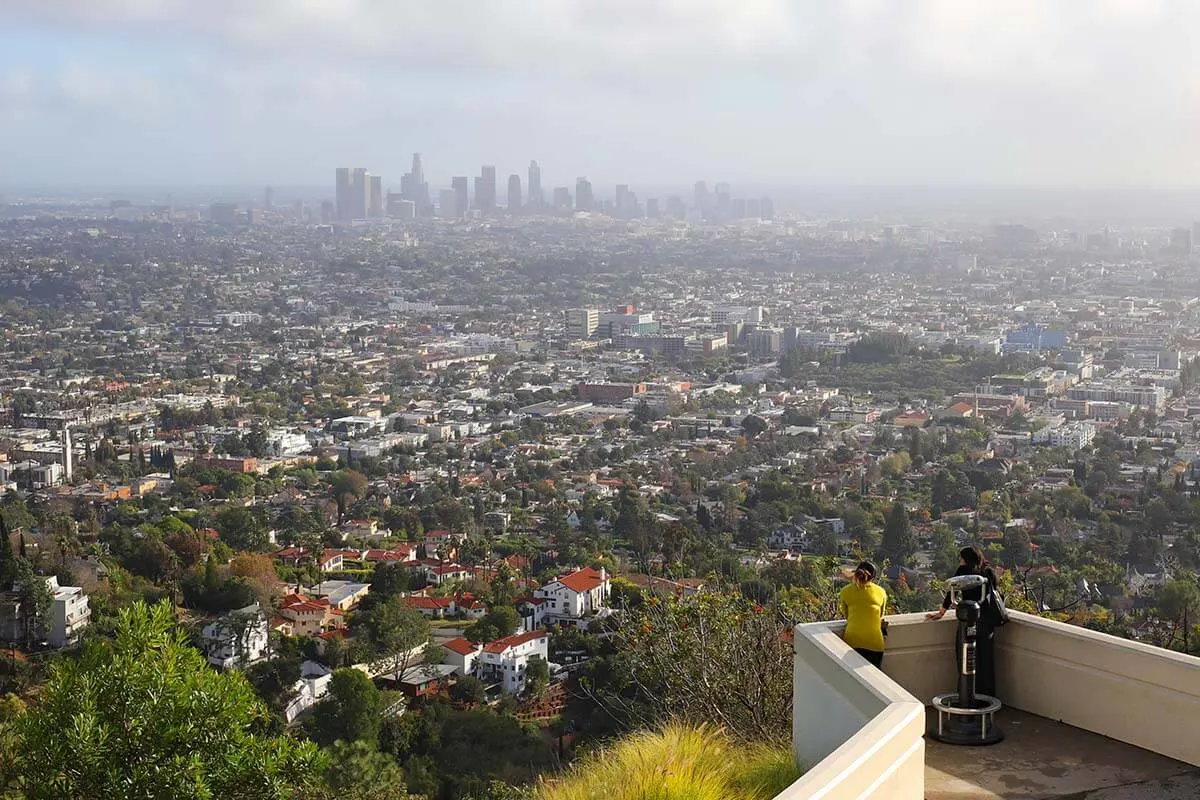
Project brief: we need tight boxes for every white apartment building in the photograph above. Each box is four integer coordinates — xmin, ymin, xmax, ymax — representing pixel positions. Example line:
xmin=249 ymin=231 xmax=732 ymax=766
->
xmin=0 ymin=576 xmax=91 ymax=648
xmin=478 ymin=630 xmax=549 ymax=695
xmin=202 ymin=603 xmax=270 ymax=669
xmin=48 ymin=577 xmax=91 ymax=648
xmin=1033 ymin=422 xmax=1097 ymax=451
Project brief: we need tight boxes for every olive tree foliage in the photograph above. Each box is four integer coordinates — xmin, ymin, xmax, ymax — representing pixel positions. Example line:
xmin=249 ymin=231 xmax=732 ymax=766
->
xmin=583 ymin=589 xmax=797 ymax=745
xmin=11 ymin=601 xmax=324 ymax=800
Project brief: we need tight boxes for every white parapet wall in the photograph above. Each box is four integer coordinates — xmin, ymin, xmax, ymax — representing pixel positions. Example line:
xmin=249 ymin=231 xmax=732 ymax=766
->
xmin=997 ymin=610 xmax=1200 ymax=767
xmin=786 ymin=618 xmax=926 ymax=799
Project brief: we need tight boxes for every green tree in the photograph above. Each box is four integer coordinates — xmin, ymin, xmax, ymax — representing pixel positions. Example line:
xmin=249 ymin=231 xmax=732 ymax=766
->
xmin=591 ymin=590 xmax=795 ymax=745
xmin=308 ymin=668 xmax=384 ymax=748
xmin=354 ymin=598 xmax=430 ymax=678
xmin=13 ymin=559 xmax=51 ymax=647
xmin=1158 ymin=579 xmax=1200 ymax=653
xmin=450 ymin=676 xmax=487 ymax=705
xmin=216 ymin=506 xmax=268 ymax=552
xmin=524 ymin=655 xmax=550 ymax=699
xmin=370 ymin=562 xmax=409 ymax=598
xmin=13 ymin=601 xmax=322 ymax=799
xmin=466 ymin=606 xmax=519 ymax=644
xmin=930 ymin=526 xmax=960 ymax=577
xmin=330 ymin=470 xmax=369 ymax=524
xmin=318 ymin=740 xmax=414 ymax=800
xmin=881 ymin=502 xmax=916 ymax=566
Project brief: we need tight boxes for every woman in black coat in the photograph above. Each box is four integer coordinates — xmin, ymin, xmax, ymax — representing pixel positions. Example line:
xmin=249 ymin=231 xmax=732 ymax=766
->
xmin=926 ymin=546 xmax=999 ymax=697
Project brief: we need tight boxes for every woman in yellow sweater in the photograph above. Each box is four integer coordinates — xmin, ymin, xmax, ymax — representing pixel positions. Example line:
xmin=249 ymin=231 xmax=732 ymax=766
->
xmin=839 ymin=560 xmax=888 ymax=668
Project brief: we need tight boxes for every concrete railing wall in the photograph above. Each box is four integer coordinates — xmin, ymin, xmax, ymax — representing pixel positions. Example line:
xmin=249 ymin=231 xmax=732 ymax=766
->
xmin=997 ymin=610 xmax=1200 ymax=766
xmin=787 ymin=610 xmax=1200 ymax=800
xmin=786 ymin=618 xmax=926 ymax=799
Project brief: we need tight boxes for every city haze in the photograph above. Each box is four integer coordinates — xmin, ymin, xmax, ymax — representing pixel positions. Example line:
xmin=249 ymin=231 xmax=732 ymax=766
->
xmin=2 ymin=1 xmax=1200 ymax=192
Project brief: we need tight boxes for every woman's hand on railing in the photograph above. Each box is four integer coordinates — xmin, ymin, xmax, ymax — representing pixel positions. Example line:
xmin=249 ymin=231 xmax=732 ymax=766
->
xmin=926 ymin=609 xmax=947 ymax=621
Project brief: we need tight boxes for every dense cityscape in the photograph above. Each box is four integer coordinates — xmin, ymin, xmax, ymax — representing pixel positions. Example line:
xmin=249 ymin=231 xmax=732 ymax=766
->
xmin=2 ymin=173 xmax=1200 ymax=797
xmin=7 ymin=0 xmax=1200 ymax=797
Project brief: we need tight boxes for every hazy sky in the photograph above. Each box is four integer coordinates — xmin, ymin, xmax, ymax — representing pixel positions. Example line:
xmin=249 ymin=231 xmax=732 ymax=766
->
xmin=2 ymin=0 xmax=1199 ymax=190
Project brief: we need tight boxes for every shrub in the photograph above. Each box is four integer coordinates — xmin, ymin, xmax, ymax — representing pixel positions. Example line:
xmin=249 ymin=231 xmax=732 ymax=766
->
xmin=536 ymin=722 xmax=799 ymax=800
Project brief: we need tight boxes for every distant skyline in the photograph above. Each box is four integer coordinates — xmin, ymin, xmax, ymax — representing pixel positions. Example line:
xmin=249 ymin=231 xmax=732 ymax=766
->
xmin=2 ymin=2 xmax=1200 ymax=189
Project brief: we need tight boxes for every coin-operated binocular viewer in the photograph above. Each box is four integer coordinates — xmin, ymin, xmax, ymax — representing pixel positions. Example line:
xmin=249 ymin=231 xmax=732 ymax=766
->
xmin=930 ymin=574 xmax=1004 ymax=745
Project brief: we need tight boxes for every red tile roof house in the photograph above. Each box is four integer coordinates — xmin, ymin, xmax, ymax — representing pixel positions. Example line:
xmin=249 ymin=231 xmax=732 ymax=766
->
xmin=478 ymin=630 xmax=548 ymax=695
xmin=534 ymin=567 xmax=611 ymax=624
xmin=402 ymin=595 xmax=458 ymax=619
xmin=441 ymin=636 xmax=483 ymax=676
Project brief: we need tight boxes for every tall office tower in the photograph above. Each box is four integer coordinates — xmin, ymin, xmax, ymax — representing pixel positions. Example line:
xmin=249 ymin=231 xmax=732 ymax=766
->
xmin=507 ymin=174 xmax=522 ymax=213
xmin=263 ymin=186 xmax=274 ymax=210
xmin=759 ymin=197 xmax=774 ymax=220
xmin=320 ymin=200 xmax=335 ymax=224
xmin=565 ymin=308 xmax=600 ymax=340
xmin=553 ymin=186 xmax=572 ymax=212
xmin=693 ymin=181 xmax=709 ymax=219
xmin=452 ymin=176 xmax=469 ymax=217
xmin=615 ymin=185 xmax=630 ymax=218
xmin=474 ymin=165 xmax=496 ymax=213
xmin=61 ymin=427 xmax=72 ymax=483
xmin=646 ymin=198 xmax=660 ymax=219
xmin=351 ymin=168 xmax=370 ymax=219
xmin=410 ymin=152 xmax=425 ymax=188
xmin=368 ymin=174 xmax=383 ymax=218
xmin=402 ymin=152 xmax=431 ymax=214
xmin=575 ymin=177 xmax=594 ymax=212
xmin=527 ymin=160 xmax=542 ymax=210
xmin=714 ymin=182 xmax=732 ymax=221
xmin=438 ymin=189 xmax=457 ymax=217
xmin=666 ymin=195 xmax=685 ymax=219
xmin=335 ymin=167 xmax=351 ymax=221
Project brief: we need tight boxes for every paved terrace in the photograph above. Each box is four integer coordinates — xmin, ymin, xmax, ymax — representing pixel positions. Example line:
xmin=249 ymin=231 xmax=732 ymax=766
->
xmin=779 ymin=611 xmax=1200 ymax=799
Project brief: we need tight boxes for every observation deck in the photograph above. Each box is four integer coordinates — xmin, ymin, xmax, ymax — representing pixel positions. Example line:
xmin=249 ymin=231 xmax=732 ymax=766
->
xmin=779 ymin=611 xmax=1200 ymax=799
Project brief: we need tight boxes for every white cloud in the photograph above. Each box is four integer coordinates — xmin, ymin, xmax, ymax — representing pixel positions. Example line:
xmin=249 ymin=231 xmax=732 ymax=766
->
xmin=2 ymin=1 xmax=1200 ymax=185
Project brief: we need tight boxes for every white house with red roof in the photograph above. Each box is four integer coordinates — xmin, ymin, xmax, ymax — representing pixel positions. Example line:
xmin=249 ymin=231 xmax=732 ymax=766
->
xmin=442 ymin=636 xmax=483 ymax=676
xmin=402 ymin=595 xmax=458 ymax=618
xmin=420 ymin=561 xmax=472 ymax=586
xmin=478 ymin=630 xmax=548 ymax=695
xmin=534 ymin=567 xmax=610 ymax=623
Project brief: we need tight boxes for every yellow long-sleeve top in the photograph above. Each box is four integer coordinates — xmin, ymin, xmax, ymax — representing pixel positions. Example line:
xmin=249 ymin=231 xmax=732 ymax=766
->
xmin=839 ymin=582 xmax=888 ymax=653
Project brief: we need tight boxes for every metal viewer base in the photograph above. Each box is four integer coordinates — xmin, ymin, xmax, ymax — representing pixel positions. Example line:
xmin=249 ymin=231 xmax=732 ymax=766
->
xmin=930 ymin=692 xmax=1004 ymax=746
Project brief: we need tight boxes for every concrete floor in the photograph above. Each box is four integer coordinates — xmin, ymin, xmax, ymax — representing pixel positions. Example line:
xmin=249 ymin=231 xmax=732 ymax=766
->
xmin=924 ymin=708 xmax=1200 ymax=799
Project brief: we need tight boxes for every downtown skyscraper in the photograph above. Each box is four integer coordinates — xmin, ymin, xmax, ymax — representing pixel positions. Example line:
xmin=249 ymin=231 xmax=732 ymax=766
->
xmin=527 ymin=160 xmax=542 ymax=211
xmin=335 ymin=167 xmax=372 ymax=221
xmin=474 ymin=165 xmax=496 ymax=214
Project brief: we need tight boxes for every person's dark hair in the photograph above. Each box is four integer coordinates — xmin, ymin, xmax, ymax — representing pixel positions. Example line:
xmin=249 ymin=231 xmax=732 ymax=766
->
xmin=959 ymin=546 xmax=987 ymax=571
xmin=853 ymin=560 xmax=877 ymax=585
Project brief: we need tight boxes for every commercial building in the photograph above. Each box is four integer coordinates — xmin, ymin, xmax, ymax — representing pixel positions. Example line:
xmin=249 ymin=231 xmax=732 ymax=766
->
xmin=527 ymin=160 xmax=542 ymax=210
xmin=451 ymin=177 xmax=469 ymax=218
xmin=565 ymin=308 xmax=599 ymax=340
xmin=577 ymin=382 xmax=646 ymax=404
xmin=575 ymin=177 xmax=594 ymax=212
xmin=507 ymin=174 xmax=522 ymax=213
xmin=474 ymin=166 xmax=496 ymax=214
